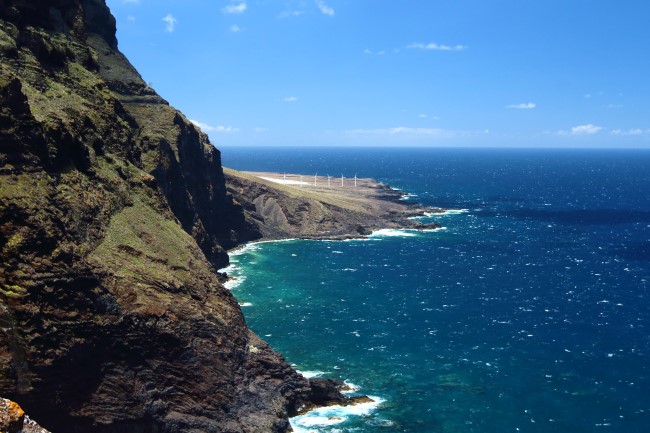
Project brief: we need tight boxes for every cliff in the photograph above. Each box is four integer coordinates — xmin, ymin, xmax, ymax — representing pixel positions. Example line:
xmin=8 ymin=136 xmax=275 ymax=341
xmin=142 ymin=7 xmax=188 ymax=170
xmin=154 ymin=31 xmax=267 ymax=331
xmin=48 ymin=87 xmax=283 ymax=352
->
xmin=0 ymin=1 xmax=353 ymax=431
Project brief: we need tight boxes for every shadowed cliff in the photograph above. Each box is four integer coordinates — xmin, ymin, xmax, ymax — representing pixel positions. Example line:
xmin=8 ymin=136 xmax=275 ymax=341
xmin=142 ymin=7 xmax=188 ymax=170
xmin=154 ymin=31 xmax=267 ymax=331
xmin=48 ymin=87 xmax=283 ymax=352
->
xmin=0 ymin=1 xmax=353 ymax=431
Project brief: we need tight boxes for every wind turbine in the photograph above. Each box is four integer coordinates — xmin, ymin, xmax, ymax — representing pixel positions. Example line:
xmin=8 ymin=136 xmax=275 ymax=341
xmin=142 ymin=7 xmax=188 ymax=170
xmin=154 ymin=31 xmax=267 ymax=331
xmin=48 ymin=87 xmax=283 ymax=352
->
xmin=314 ymin=173 xmax=317 ymax=186
xmin=354 ymin=173 xmax=358 ymax=187
xmin=341 ymin=174 xmax=344 ymax=187
xmin=327 ymin=174 xmax=331 ymax=187
xmin=283 ymin=172 xmax=286 ymax=182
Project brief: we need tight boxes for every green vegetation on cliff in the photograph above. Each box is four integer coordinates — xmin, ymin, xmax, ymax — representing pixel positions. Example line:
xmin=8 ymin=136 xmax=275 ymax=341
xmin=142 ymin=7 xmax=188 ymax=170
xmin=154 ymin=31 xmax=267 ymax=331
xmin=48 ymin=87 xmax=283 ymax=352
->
xmin=0 ymin=1 xmax=349 ymax=432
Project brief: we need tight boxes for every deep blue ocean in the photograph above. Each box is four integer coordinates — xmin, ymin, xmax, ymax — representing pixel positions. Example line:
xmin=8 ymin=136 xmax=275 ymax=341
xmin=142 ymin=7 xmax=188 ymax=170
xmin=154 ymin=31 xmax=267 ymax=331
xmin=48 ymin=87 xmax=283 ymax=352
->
xmin=220 ymin=147 xmax=650 ymax=433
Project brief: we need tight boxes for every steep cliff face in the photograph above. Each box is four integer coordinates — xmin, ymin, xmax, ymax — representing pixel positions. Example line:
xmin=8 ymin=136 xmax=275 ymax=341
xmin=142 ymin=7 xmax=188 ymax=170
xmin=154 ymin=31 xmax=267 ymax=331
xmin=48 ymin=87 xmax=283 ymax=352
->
xmin=0 ymin=1 xmax=346 ymax=431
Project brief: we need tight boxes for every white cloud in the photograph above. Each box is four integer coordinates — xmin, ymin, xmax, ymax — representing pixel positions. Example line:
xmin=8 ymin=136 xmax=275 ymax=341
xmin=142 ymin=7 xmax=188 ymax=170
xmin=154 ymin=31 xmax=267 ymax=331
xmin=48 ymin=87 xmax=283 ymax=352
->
xmin=611 ymin=128 xmax=649 ymax=136
xmin=603 ymin=104 xmax=623 ymax=109
xmin=408 ymin=42 xmax=467 ymax=51
xmin=346 ymin=127 xmax=451 ymax=137
xmin=571 ymin=124 xmax=602 ymax=135
xmin=315 ymin=0 xmax=335 ymax=16
xmin=223 ymin=2 xmax=247 ymax=14
xmin=127 ymin=15 xmax=136 ymax=21
xmin=215 ymin=125 xmax=240 ymax=133
xmin=507 ymin=102 xmax=536 ymax=110
xmin=162 ymin=14 xmax=177 ymax=32
xmin=190 ymin=120 xmax=215 ymax=132
xmin=230 ymin=24 xmax=242 ymax=32
xmin=254 ymin=127 xmax=269 ymax=132
xmin=558 ymin=124 xmax=603 ymax=136
xmin=190 ymin=120 xmax=239 ymax=133
xmin=283 ymin=96 xmax=299 ymax=102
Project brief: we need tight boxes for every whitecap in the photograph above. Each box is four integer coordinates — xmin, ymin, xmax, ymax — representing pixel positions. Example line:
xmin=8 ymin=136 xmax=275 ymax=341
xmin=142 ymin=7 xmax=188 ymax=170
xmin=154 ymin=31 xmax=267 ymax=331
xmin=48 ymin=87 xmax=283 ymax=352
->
xmin=218 ymin=263 xmax=240 ymax=274
xmin=239 ymin=302 xmax=253 ymax=307
xmin=440 ymin=208 xmax=469 ymax=215
xmin=399 ymin=193 xmax=417 ymax=201
xmin=368 ymin=228 xmax=444 ymax=238
xmin=341 ymin=380 xmax=360 ymax=393
xmin=368 ymin=229 xmax=418 ymax=238
xmin=290 ymin=396 xmax=385 ymax=432
xmin=224 ymin=276 xmax=246 ymax=290
xmin=227 ymin=238 xmax=300 ymax=259
xmin=297 ymin=370 xmax=327 ymax=379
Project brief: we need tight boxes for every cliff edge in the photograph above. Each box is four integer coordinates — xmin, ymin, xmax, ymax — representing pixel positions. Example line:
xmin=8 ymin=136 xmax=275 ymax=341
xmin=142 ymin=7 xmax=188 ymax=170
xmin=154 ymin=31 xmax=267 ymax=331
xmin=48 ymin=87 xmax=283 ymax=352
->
xmin=0 ymin=1 xmax=352 ymax=431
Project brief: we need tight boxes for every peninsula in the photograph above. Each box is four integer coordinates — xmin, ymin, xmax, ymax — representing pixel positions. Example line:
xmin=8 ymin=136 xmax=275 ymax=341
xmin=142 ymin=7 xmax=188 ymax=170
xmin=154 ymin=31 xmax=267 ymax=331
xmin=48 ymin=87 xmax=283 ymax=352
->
xmin=224 ymin=169 xmax=442 ymax=241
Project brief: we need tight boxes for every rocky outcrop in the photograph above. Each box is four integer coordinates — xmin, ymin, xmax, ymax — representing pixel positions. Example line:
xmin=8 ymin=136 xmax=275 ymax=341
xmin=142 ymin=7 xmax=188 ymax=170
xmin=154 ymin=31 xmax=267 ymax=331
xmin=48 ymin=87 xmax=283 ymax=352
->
xmin=1 ymin=398 xmax=50 ymax=433
xmin=0 ymin=1 xmax=351 ymax=432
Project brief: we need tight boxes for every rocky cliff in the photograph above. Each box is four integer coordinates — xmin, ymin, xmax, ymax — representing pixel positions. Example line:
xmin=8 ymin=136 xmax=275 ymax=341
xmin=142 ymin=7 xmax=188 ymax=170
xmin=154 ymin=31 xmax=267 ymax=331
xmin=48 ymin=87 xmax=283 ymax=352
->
xmin=0 ymin=1 xmax=352 ymax=431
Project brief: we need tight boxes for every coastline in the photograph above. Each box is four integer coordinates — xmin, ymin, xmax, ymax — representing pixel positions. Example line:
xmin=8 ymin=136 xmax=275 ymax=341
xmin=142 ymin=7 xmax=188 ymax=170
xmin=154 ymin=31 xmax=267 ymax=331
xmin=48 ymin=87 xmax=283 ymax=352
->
xmin=219 ymin=171 xmax=451 ymax=429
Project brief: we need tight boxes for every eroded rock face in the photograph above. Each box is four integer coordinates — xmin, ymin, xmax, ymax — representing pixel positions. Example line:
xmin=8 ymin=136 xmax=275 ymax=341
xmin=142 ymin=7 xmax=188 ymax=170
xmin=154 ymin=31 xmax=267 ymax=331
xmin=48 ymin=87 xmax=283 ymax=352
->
xmin=0 ymin=1 xmax=345 ymax=431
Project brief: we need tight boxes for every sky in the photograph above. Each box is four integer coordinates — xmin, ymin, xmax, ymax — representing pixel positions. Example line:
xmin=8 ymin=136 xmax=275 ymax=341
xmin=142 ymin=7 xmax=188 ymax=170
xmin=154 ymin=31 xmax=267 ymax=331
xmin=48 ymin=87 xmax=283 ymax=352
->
xmin=105 ymin=0 xmax=650 ymax=147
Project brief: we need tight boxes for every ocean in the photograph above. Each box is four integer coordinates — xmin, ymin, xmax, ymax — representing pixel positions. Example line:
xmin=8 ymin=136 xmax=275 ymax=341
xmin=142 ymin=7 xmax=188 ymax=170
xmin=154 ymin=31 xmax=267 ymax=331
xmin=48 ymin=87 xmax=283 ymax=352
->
xmin=220 ymin=147 xmax=650 ymax=433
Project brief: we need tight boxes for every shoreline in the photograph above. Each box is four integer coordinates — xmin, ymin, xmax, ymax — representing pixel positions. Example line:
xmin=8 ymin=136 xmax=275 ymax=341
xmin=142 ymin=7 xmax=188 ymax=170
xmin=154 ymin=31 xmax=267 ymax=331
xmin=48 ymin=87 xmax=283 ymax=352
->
xmin=219 ymin=172 xmax=454 ymax=429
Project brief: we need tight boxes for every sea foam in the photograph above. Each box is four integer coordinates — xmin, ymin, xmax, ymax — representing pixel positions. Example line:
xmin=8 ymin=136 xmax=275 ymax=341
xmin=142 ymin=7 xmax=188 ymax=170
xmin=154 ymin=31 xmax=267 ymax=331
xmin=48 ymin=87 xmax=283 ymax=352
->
xmin=290 ymin=396 xmax=385 ymax=432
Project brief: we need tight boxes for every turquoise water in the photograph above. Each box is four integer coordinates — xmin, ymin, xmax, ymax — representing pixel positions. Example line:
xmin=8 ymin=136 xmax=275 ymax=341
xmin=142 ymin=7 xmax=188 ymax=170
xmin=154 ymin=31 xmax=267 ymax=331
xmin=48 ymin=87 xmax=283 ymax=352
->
xmin=221 ymin=148 xmax=650 ymax=433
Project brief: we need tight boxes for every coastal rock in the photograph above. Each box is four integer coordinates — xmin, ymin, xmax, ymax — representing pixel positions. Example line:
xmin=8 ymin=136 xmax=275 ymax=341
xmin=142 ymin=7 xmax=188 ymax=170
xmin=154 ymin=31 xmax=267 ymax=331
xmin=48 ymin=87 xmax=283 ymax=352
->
xmin=0 ymin=398 xmax=50 ymax=433
xmin=0 ymin=1 xmax=349 ymax=432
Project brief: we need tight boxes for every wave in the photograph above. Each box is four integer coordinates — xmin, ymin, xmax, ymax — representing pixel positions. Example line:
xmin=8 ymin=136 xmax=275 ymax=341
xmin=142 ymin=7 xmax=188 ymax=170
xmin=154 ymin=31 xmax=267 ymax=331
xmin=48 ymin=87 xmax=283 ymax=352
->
xmin=224 ymin=276 xmax=246 ymax=290
xmin=441 ymin=208 xmax=469 ymax=215
xmin=368 ymin=228 xmax=444 ymax=238
xmin=409 ymin=208 xmax=469 ymax=220
xmin=290 ymin=396 xmax=385 ymax=432
xmin=368 ymin=229 xmax=418 ymax=237
xmin=399 ymin=192 xmax=418 ymax=201
xmin=297 ymin=370 xmax=327 ymax=379
xmin=225 ymin=238 xmax=300 ymax=261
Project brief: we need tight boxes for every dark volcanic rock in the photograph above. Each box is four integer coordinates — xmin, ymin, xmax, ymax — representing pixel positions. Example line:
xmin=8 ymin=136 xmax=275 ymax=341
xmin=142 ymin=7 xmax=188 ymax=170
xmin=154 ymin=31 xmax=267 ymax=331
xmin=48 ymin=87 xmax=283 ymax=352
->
xmin=0 ymin=1 xmax=350 ymax=432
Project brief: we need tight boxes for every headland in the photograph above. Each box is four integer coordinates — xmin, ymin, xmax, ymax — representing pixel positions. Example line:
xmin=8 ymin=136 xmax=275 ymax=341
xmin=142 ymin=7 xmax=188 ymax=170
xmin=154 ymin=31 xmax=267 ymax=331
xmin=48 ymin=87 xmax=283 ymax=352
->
xmin=224 ymin=168 xmax=443 ymax=241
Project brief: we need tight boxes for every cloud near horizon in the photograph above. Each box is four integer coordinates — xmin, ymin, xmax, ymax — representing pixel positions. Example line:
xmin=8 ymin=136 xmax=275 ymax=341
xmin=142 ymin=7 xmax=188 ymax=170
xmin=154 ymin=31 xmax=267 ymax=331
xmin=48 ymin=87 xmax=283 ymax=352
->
xmin=557 ymin=124 xmax=603 ymax=136
xmin=507 ymin=102 xmax=536 ymax=110
xmin=408 ymin=42 xmax=467 ymax=51
xmin=162 ymin=14 xmax=177 ymax=32
xmin=283 ymin=96 xmax=299 ymax=102
xmin=345 ymin=127 xmax=452 ymax=137
xmin=611 ymin=128 xmax=649 ymax=136
xmin=190 ymin=120 xmax=239 ymax=133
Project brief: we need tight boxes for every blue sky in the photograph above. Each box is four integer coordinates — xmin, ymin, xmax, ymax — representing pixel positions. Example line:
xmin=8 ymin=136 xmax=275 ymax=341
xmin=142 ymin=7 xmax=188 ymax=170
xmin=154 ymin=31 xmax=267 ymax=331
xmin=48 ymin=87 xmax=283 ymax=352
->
xmin=105 ymin=0 xmax=650 ymax=147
